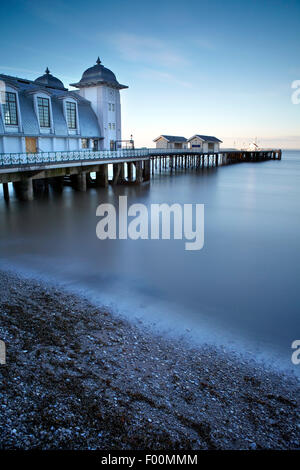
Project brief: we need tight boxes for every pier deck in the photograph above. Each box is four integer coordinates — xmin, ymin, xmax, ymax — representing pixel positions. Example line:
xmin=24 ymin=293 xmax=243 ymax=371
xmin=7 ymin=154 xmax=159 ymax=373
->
xmin=0 ymin=148 xmax=282 ymax=201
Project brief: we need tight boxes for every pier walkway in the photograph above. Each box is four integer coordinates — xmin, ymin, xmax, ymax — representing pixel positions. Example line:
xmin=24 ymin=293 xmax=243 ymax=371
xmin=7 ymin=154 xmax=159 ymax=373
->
xmin=0 ymin=148 xmax=282 ymax=201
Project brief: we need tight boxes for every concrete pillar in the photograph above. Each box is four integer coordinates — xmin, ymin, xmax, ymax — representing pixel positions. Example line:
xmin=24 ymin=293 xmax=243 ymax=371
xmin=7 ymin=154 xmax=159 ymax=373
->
xmin=96 ymin=164 xmax=108 ymax=188
xmin=33 ymin=178 xmax=48 ymax=195
xmin=13 ymin=178 xmax=34 ymax=201
xmin=112 ymin=163 xmax=121 ymax=185
xmin=3 ymin=183 xmax=9 ymax=201
xmin=119 ymin=163 xmax=125 ymax=182
xmin=86 ymin=173 xmax=94 ymax=188
xmin=127 ymin=162 xmax=134 ymax=182
xmin=143 ymin=159 xmax=151 ymax=182
xmin=135 ymin=161 xmax=143 ymax=184
xmin=71 ymin=173 xmax=87 ymax=191
xmin=49 ymin=176 xmax=64 ymax=192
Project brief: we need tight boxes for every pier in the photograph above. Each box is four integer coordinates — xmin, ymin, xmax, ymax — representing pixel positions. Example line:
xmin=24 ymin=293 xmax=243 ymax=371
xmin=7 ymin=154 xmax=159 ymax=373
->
xmin=0 ymin=148 xmax=282 ymax=201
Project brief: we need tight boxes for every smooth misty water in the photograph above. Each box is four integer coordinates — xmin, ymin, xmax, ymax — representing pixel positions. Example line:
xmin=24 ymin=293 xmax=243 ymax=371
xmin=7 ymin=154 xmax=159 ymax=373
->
xmin=1 ymin=151 xmax=300 ymax=373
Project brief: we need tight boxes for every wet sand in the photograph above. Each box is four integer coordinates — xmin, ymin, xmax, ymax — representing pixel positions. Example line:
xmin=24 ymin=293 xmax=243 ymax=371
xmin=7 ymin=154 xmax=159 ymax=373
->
xmin=0 ymin=269 xmax=299 ymax=450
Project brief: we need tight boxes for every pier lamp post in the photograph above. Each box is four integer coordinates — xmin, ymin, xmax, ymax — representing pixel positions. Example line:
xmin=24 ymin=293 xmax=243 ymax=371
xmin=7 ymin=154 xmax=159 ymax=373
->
xmin=130 ymin=134 xmax=134 ymax=149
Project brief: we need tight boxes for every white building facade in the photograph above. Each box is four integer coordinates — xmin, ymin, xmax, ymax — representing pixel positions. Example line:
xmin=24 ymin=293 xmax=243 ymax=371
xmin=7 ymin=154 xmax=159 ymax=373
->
xmin=0 ymin=58 xmax=127 ymax=154
xmin=187 ymin=135 xmax=222 ymax=152
xmin=153 ymin=134 xmax=222 ymax=152
xmin=153 ymin=135 xmax=188 ymax=149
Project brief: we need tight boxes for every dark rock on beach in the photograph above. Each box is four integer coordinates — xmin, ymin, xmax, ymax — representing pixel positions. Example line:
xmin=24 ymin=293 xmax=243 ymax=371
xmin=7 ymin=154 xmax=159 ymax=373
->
xmin=0 ymin=270 xmax=299 ymax=450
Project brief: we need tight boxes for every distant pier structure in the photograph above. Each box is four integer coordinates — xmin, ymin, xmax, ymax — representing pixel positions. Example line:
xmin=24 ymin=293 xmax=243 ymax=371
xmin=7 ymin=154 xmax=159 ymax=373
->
xmin=149 ymin=147 xmax=281 ymax=172
xmin=0 ymin=147 xmax=281 ymax=201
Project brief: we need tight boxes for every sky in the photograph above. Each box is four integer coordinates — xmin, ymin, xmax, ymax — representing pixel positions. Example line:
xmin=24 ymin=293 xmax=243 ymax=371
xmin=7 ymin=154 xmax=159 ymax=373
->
xmin=1 ymin=0 xmax=300 ymax=149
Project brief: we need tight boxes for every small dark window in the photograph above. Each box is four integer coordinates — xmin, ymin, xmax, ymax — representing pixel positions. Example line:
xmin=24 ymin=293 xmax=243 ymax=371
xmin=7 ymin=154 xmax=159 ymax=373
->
xmin=37 ymin=97 xmax=50 ymax=127
xmin=66 ymin=101 xmax=77 ymax=129
xmin=2 ymin=92 xmax=18 ymax=125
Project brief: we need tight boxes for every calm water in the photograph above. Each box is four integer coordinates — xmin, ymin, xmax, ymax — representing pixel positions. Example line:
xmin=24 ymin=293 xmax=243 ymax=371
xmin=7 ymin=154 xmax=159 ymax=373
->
xmin=1 ymin=151 xmax=300 ymax=373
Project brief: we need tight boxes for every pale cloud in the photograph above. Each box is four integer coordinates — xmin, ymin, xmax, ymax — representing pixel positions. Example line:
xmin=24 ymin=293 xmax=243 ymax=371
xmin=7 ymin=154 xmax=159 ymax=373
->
xmin=110 ymin=33 xmax=188 ymax=67
xmin=138 ymin=68 xmax=192 ymax=88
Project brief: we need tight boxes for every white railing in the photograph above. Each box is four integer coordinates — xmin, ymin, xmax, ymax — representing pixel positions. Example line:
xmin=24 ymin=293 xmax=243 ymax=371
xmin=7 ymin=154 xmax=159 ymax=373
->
xmin=0 ymin=147 xmax=224 ymax=168
xmin=0 ymin=148 xmax=149 ymax=167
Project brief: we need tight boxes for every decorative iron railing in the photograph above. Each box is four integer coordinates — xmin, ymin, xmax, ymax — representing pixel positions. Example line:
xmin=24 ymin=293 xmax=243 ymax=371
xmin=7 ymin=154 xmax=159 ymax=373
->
xmin=0 ymin=147 xmax=215 ymax=167
xmin=0 ymin=148 xmax=150 ymax=167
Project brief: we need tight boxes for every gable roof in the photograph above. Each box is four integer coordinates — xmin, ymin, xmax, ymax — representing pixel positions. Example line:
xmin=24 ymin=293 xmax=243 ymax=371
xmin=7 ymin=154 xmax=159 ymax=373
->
xmin=188 ymin=134 xmax=222 ymax=143
xmin=153 ymin=135 xmax=187 ymax=143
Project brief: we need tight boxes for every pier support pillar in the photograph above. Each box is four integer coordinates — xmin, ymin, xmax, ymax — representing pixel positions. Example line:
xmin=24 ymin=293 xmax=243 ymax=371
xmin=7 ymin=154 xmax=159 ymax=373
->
xmin=49 ymin=176 xmax=64 ymax=193
xmin=127 ymin=162 xmax=134 ymax=182
xmin=135 ymin=161 xmax=143 ymax=184
xmin=3 ymin=183 xmax=9 ymax=201
xmin=119 ymin=163 xmax=125 ymax=182
xmin=86 ymin=173 xmax=94 ymax=188
xmin=13 ymin=177 xmax=34 ymax=201
xmin=71 ymin=173 xmax=87 ymax=192
xmin=222 ymin=154 xmax=228 ymax=165
xmin=96 ymin=164 xmax=108 ymax=188
xmin=33 ymin=178 xmax=48 ymax=196
xmin=143 ymin=160 xmax=151 ymax=182
xmin=112 ymin=163 xmax=122 ymax=185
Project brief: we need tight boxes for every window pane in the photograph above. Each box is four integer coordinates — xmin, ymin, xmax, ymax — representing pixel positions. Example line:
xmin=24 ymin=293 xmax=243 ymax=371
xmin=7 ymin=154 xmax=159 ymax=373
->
xmin=37 ymin=97 xmax=50 ymax=127
xmin=66 ymin=102 xmax=76 ymax=129
xmin=2 ymin=92 xmax=18 ymax=125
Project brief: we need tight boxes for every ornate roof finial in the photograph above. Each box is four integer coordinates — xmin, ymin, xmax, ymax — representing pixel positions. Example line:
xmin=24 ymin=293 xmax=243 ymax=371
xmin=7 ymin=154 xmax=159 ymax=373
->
xmin=45 ymin=67 xmax=50 ymax=74
xmin=96 ymin=57 xmax=101 ymax=65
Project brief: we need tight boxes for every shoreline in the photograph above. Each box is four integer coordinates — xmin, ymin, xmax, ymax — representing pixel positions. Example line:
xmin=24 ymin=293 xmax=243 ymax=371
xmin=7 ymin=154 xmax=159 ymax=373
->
xmin=0 ymin=269 xmax=299 ymax=450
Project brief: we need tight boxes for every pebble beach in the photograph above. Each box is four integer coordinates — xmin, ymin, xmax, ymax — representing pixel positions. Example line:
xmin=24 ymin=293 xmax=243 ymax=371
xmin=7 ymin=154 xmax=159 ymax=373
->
xmin=0 ymin=269 xmax=299 ymax=450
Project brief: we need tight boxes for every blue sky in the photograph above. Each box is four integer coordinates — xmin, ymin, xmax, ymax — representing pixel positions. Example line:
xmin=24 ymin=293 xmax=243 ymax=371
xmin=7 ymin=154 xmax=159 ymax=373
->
xmin=1 ymin=0 xmax=300 ymax=148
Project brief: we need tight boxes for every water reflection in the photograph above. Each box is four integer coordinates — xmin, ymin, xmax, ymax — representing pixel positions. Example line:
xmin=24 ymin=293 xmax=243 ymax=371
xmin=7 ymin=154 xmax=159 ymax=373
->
xmin=1 ymin=152 xmax=300 ymax=373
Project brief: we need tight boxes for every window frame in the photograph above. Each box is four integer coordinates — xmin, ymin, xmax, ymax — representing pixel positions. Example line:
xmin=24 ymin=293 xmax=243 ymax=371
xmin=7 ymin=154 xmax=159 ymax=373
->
xmin=37 ymin=96 xmax=50 ymax=128
xmin=66 ymin=101 xmax=77 ymax=130
xmin=2 ymin=91 xmax=18 ymax=126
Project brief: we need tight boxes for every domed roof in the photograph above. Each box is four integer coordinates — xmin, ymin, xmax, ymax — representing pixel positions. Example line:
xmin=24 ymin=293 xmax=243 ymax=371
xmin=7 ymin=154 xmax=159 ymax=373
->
xmin=35 ymin=67 xmax=66 ymax=90
xmin=70 ymin=58 xmax=128 ymax=90
xmin=82 ymin=57 xmax=117 ymax=82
